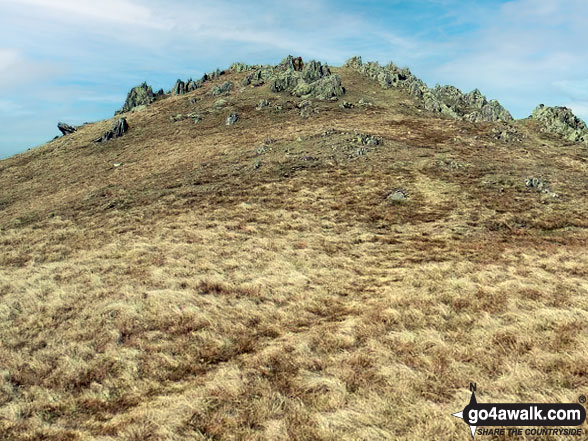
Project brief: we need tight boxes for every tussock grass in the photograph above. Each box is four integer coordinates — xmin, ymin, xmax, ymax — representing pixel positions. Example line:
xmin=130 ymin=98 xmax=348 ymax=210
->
xmin=1 ymin=67 xmax=588 ymax=439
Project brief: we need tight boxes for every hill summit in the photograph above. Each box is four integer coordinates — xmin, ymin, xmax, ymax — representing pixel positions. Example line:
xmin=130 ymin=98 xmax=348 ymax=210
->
xmin=1 ymin=55 xmax=588 ymax=441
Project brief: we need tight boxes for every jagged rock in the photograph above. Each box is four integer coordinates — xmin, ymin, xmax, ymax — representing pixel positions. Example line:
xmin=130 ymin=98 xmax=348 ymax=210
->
xmin=530 ymin=104 xmax=588 ymax=143
xmin=297 ymin=75 xmax=345 ymax=100
xmin=211 ymin=81 xmax=233 ymax=96
xmin=94 ymin=118 xmax=128 ymax=143
xmin=339 ymin=101 xmax=354 ymax=109
xmin=242 ymin=67 xmax=274 ymax=87
xmin=268 ymin=58 xmax=344 ymax=100
xmin=226 ymin=112 xmax=238 ymax=125
xmin=230 ymin=62 xmax=252 ymax=73
xmin=279 ymin=55 xmax=303 ymax=71
xmin=117 ymin=82 xmax=154 ymax=114
xmin=172 ymin=78 xmax=202 ymax=95
xmin=302 ymin=60 xmax=330 ymax=82
xmin=269 ymin=69 xmax=301 ymax=93
xmin=343 ymin=56 xmax=363 ymax=69
xmin=202 ymin=69 xmax=224 ymax=82
xmin=57 ymin=122 xmax=76 ymax=136
xmin=346 ymin=57 xmax=512 ymax=122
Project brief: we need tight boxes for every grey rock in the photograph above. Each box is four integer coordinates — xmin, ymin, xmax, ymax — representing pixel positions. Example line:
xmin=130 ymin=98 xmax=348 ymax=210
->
xmin=230 ymin=62 xmax=252 ymax=73
xmin=302 ymin=60 xmax=331 ymax=82
xmin=242 ymin=67 xmax=274 ymax=87
xmin=210 ymin=81 xmax=233 ymax=96
xmin=269 ymin=69 xmax=301 ymax=93
xmin=226 ymin=112 xmax=239 ymax=125
xmin=279 ymin=55 xmax=303 ymax=71
xmin=386 ymin=189 xmax=407 ymax=203
xmin=57 ymin=122 xmax=76 ymax=136
xmin=118 ymin=82 xmax=154 ymax=114
xmin=343 ymin=56 xmax=363 ymax=69
xmin=256 ymin=99 xmax=270 ymax=110
xmin=354 ymin=132 xmax=383 ymax=146
xmin=94 ymin=118 xmax=128 ymax=143
xmin=172 ymin=78 xmax=202 ymax=95
xmin=339 ymin=100 xmax=354 ymax=109
xmin=530 ymin=104 xmax=588 ymax=143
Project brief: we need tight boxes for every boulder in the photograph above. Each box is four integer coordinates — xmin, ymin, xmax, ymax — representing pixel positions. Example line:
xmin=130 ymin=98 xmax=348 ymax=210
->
xmin=118 ymin=82 xmax=154 ymax=114
xmin=94 ymin=118 xmax=128 ymax=143
xmin=230 ymin=62 xmax=252 ymax=73
xmin=530 ymin=104 xmax=588 ymax=142
xmin=301 ymin=60 xmax=330 ymax=82
xmin=57 ymin=122 xmax=77 ymax=136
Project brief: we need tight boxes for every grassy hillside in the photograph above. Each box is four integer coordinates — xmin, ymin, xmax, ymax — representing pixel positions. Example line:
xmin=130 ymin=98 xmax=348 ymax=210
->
xmin=1 ymin=64 xmax=588 ymax=440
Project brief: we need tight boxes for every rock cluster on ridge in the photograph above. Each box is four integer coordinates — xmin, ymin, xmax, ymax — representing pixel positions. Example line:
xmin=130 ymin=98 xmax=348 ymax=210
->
xmin=530 ymin=104 xmax=588 ymax=143
xmin=117 ymin=82 xmax=157 ymax=114
xmin=343 ymin=56 xmax=512 ymax=123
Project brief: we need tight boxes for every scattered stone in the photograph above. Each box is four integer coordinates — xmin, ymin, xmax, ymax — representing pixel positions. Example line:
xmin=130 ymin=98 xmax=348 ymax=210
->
xmin=297 ymin=100 xmax=311 ymax=109
xmin=94 ymin=118 xmax=128 ymax=143
xmin=256 ymin=99 xmax=270 ymax=110
xmin=491 ymin=124 xmax=524 ymax=142
xmin=357 ymin=97 xmax=373 ymax=107
xmin=254 ymin=160 xmax=262 ymax=169
xmin=386 ymin=189 xmax=408 ymax=203
xmin=226 ymin=112 xmax=239 ymax=125
xmin=117 ymin=82 xmax=155 ymax=114
xmin=57 ymin=122 xmax=76 ymax=136
xmin=202 ymin=69 xmax=224 ymax=82
xmin=211 ymin=81 xmax=233 ymax=96
xmin=530 ymin=104 xmax=588 ymax=143
xmin=113 ymin=163 xmax=122 ymax=167
xmin=353 ymin=132 xmax=383 ymax=146
xmin=525 ymin=177 xmax=559 ymax=198
xmin=339 ymin=101 xmax=354 ymax=109
xmin=256 ymin=145 xmax=268 ymax=155
xmin=171 ymin=113 xmax=186 ymax=122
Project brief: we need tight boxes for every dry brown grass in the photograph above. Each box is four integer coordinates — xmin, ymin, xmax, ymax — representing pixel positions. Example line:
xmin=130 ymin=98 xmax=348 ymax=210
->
xmin=1 ymin=67 xmax=588 ymax=440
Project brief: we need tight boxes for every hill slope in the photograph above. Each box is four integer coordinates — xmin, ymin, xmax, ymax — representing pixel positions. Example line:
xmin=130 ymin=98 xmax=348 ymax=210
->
xmin=1 ymin=58 xmax=588 ymax=440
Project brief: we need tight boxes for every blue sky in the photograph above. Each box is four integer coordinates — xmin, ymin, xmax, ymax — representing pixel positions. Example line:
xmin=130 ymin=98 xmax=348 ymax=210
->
xmin=1 ymin=0 xmax=588 ymax=158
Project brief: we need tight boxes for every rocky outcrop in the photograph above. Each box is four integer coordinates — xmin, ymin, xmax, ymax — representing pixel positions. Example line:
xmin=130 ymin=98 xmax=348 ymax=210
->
xmin=117 ymin=82 xmax=155 ymax=114
xmin=279 ymin=55 xmax=304 ymax=71
xmin=343 ymin=55 xmax=512 ymax=123
xmin=530 ymin=104 xmax=588 ymax=143
xmin=57 ymin=122 xmax=76 ymax=136
xmin=242 ymin=67 xmax=274 ymax=87
xmin=269 ymin=58 xmax=345 ymax=100
xmin=230 ymin=62 xmax=252 ymax=73
xmin=172 ymin=78 xmax=202 ymax=95
xmin=94 ymin=118 xmax=128 ymax=142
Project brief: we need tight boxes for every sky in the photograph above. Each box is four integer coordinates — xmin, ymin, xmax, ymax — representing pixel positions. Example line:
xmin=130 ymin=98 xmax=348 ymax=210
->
xmin=1 ymin=0 xmax=588 ymax=158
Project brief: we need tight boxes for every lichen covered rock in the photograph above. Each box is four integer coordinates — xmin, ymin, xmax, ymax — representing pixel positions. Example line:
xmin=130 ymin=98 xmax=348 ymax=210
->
xmin=118 ymin=82 xmax=155 ymax=114
xmin=530 ymin=104 xmax=588 ymax=143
